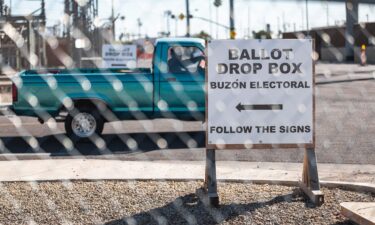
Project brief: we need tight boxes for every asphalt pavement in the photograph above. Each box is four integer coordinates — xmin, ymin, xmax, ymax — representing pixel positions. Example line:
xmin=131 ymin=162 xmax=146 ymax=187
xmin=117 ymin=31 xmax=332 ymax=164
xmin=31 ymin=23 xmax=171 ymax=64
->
xmin=0 ymin=64 xmax=374 ymax=164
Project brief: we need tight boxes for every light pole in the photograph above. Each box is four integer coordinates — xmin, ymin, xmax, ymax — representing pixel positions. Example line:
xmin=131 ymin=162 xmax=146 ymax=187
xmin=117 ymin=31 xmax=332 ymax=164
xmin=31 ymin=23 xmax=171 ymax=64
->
xmin=213 ymin=0 xmax=222 ymax=39
xmin=111 ymin=15 xmax=125 ymax=41
xmin=110 ymin=0 xmax=125 ymax=41
xmin=137 ymin=18 xmax=142 ymax=39
xmin=111 ymin=0 xmax=115 ymax=39
xmin=171 ymin=13 xmax=178 ymax=37
xmin=164 ymin=10 xmax=172 ymax=37
xmin=209 ymin=1 xmax=213 ymax=37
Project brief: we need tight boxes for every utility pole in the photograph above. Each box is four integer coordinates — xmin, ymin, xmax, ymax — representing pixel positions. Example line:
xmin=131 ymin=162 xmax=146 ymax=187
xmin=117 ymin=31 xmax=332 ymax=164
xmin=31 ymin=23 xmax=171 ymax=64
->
xmin=229 ymin=0 xmax=235 ymax=39
xmin=185 ymin=0 xmax=190 ymax=37
xmin=72 ymin=0 xmax=79 ymax=67
xmin=111 ymin=0 xmax=115 ymax=41
xmin=40 ymin=0 xmax=46 ymax=67
xmin=41 ymin=0 xmax=45 ymax=26
xmin=0 ymin=0 xmax=3 ymax=16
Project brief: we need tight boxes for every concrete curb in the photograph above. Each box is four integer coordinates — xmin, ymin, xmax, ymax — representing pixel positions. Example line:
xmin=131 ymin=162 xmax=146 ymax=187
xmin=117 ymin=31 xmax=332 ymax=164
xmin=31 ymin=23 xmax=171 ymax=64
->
xmin=340 ymin=202 xmax=375 ymax=225
xmin=0 ymin=160 xmax=373 ymax=195
xmin=320 ymin=181 xmax=375 ymax=194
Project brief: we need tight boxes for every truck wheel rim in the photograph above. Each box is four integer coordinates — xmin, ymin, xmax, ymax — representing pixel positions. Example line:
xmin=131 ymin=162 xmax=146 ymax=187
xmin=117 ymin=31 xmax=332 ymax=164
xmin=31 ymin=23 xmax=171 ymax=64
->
xmin=72 ymin=113 xmax=97 ymax=138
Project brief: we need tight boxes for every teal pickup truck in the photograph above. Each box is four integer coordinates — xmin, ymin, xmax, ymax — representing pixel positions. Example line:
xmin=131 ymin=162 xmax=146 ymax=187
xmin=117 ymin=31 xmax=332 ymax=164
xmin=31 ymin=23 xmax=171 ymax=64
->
xmin=11 ymin=38 xmax=206 ymax=140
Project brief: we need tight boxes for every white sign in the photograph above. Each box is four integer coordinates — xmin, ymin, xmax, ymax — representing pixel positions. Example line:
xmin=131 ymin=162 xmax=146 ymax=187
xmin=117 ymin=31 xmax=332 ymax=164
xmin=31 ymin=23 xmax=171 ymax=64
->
xmin=207 ymin=39 xmax=314 ymax=148
xmin=102 ymin=44 xmax=137 ymax=68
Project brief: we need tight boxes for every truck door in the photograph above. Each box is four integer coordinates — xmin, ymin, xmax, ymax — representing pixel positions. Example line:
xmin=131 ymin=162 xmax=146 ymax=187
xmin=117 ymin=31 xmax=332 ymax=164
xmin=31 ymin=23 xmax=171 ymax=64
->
xmin=158 ymin=44 xmax=205 ymax=117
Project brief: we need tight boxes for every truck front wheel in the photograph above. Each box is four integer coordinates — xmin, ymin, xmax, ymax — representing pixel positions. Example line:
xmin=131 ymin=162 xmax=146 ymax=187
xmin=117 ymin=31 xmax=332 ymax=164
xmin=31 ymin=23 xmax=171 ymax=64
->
xmin=65 ymin=107 xmax=104 ymax=141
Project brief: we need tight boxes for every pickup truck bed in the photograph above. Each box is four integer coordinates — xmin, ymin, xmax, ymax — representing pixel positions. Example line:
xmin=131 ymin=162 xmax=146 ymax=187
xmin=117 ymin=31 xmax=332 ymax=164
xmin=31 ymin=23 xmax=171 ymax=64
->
xmin=14 ymin=69 xmax=154 ymax=118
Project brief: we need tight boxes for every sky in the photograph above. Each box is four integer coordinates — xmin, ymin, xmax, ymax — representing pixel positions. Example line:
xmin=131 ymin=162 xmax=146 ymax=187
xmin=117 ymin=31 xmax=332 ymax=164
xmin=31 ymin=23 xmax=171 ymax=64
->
xmin=8 ymin=0 xmax=375 ymax=39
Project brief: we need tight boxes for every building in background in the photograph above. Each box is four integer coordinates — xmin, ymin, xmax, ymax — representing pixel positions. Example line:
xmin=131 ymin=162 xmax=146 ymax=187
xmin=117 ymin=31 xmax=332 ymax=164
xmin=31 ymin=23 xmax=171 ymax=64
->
xmin=0 ymin=0 xmax=47 ymax=71
xmin=283 ymin=22 xmax=375 ymax=64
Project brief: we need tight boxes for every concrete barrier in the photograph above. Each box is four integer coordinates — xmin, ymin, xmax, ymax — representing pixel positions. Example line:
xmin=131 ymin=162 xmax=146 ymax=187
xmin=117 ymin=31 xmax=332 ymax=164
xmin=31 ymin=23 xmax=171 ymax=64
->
xmin=341 ymin=202 xmax=375 ymax=225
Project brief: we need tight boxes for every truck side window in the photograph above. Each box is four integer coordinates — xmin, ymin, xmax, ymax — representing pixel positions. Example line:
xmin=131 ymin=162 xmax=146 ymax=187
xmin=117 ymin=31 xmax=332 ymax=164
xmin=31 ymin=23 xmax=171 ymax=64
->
xmin=167 ymin=46 xmax=204 ymax=74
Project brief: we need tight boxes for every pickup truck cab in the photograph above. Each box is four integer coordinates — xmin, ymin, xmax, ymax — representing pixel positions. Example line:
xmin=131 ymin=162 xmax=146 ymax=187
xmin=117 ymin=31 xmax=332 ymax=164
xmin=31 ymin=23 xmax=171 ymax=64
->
xmin=11 ymin=38 xmax=206 ymax=140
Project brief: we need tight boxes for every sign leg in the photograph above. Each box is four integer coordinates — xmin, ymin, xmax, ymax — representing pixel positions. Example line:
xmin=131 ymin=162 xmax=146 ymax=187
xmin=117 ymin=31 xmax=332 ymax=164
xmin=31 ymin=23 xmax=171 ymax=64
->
xmin=299 ymin=147 xmax=324 ymax=206
xmin=204 ymin=148 xmax=219 ymax=207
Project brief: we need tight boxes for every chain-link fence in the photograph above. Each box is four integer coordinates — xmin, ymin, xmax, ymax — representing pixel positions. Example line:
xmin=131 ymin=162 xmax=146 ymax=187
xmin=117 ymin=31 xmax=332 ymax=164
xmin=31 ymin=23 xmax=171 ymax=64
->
xmin=0 ymin=0 xmax=374 ymax=224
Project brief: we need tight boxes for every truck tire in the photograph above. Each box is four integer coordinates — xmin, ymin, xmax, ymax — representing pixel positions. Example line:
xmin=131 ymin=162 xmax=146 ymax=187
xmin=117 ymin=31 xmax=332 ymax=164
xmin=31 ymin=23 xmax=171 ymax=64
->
xmin=65 ymin=106 xmax=104 ymax=142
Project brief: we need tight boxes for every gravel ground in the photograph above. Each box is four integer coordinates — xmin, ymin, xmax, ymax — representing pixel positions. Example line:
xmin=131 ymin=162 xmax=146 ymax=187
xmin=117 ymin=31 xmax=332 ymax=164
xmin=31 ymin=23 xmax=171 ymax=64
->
xmin=0 ymin=181 xmax=373 ymax=225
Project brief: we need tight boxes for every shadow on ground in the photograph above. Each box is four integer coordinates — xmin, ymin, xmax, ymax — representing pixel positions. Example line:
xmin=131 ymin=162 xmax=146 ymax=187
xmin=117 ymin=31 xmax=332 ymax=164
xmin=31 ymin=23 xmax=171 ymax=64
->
xmin=104 ymin=188 xmax=303 ymax=225
xmin=0 ymin=131 xmax=205 ymax=156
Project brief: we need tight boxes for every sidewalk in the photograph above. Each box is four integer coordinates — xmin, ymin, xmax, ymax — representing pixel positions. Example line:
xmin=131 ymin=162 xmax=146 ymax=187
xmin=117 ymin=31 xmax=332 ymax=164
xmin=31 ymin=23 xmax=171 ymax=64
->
xmin=315 ymin=63 xmax=375 ymax=84
xmin=0 ymin=159 xmax=373 ymax=186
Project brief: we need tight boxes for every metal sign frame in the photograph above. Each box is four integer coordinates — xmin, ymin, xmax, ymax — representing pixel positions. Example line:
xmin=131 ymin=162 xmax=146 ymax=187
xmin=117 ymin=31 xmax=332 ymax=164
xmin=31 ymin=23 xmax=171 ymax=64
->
xmin=202 ymin=40 xmax=323 ymax=208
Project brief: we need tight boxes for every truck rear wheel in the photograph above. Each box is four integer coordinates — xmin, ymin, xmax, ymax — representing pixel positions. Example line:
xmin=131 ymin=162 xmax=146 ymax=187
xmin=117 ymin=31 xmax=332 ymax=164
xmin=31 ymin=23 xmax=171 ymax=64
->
xmin=65 ymin=107 xmax=104 ymax=141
